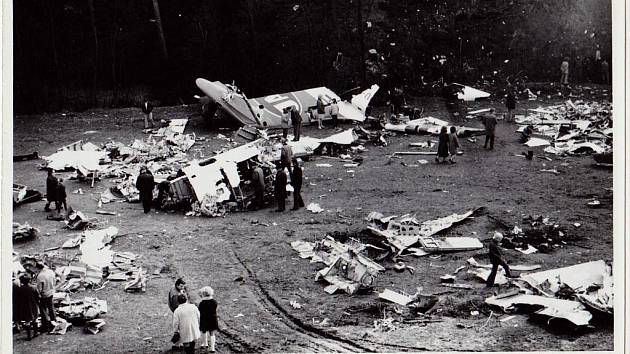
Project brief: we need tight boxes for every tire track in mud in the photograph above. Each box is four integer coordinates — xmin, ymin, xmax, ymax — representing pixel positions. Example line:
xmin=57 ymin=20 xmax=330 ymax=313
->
xmin=229 ymin=248 xmax=376 ymax=353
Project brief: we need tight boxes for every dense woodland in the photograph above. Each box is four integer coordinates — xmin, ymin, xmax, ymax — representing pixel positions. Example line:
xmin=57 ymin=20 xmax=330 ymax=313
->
xmin=14 ymin=0 xmax=612 ymax=114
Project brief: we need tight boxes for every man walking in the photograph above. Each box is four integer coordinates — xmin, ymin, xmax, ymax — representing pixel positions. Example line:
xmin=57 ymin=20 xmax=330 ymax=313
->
xmin=274 ymin=167 xmax=288 ymax=212
xmin=291 ymin=159 xmax=304 ymax=210
xmin=35 ymin=262 xmax=57 ymax=332
xmin=482 ymin=109 xmax=498 ymax=150
xmin=290 ymin=106 xmax=302 ymax=141
xmin=486 ymin=232 xmax=517 ymax=287
xmin=136 ymin=166 xmax=156 ymax=214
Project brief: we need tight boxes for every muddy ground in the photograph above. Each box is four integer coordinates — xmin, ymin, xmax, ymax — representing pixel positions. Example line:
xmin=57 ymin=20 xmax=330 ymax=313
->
xmin=12 ymin=89 xmax=614 ymax=353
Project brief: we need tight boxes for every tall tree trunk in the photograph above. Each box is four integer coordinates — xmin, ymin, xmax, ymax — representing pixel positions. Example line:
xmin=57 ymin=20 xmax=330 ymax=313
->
xmin=151 ymin=0 xmax=168 ymax=60
xmin=112 ymin=0 xmax=119 ymax=110
xmin=357 ymin=0 xmax=366 ymax=87
xmin=88 ymin=0 xmax=98 ymax=107
xmin=46 ymin=1 xmax=61 ymax=109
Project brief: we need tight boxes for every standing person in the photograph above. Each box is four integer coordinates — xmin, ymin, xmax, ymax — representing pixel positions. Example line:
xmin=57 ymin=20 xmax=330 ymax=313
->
xmin=35 ymin=262 xmax=56 ymax=333
xmin=13 ymin=274 xmax=40 ymax=340
xmin=280 ymin=139 xmax=293 ymax=175
xmin=136 ymin=166 xmax=155 ymax=214
xmin=274 ymin=167 xmax=288 ymax=212
xmin=330 ymin=99 xmax=339 ymax=128
xmin=486 ymin=232 xmax=517 ymax=287
xmin=447 ymin=126 xmax=460 ymax=164
xmin=251 ymin=165 xmax=265 ymax=210
xmin=198 ymin=286 xmax=219 ymax=353
xmin=436 ymin=126 xmax=449 ymax=164
xmin=280 ymin=107 xmax=290 ymax=139
xmin=141 ymin=98 xmax=155 ymax=129
xmin=560 ymin=57 xmax=569 ymax=85
xmin=505 ymin=87 xmax=516 ymax=122
xmin=482 ymin=109 xmax=498 ymax=150
xmin=56 ymin=178 xmax=67 ymax=213
xmin=172 ymin=294 xmax=200 ymax=354
xmin=290 ymin=158 xmax=304 ymax=210
xmin=290 ymin=106 xmax=302 ymax=141
xmin=316 ymin=95 xmax=325 ymax=129
xmin=601 ymin=60 xmax=609 ymax=84
xmin=44 ymin=168 xmax=58 ymax=212
xmin=169 ymin=278 xmax=188 ymax=313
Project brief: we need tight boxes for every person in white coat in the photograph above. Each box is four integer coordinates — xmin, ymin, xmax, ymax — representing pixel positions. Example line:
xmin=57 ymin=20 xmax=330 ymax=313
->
xmin=172 ymin=294 xmax=201 ymax=354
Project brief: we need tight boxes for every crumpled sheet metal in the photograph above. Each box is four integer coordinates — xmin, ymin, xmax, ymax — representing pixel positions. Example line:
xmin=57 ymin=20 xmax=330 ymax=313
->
xmin=453 ymin=83 xmax=491 ymax=101
xmin=44 ymin=150 xmax=108 ymax=173
xmin=520 ymin=260 xmax=606 ymax=297
xmin=485 ymin=293 xmax=592 ymax=327
xmin=79 ymin=226 xmax=119 ymax=268
xmin=575 ymin=264 xmax=613 ymax=315
xmin=315 ymin=253 xmax=378 ymax=295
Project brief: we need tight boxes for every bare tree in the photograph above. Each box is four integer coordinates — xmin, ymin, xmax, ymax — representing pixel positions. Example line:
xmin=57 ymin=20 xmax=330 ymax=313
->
xmin=88 ymin=0 xmax=99 ymax=106
xmin=151 ymin=0 xmax=168 ymax=60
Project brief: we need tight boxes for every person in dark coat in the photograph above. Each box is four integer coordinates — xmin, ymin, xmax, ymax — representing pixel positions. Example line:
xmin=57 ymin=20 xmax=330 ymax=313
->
xmin=274 ymin=167 xmax=288 ymax=212
xmin=447 ymin=126 xmax=460 ymax=164
xmin=290 ymin=106 xmax=302 ymax=141
xmin=251 ymin=165 xmax=265 ymax=210
xmin=136 ymin=166 xmax=155 ymax=213
xmin=55 ymin=178 xmax=67 ymax=213
xmin=505 ymin=88 xmax=516 ymax=122
xmin=169 ymin=278 xmax=187 ymax=313
xmin=141 ymin=98 xmax=155 ymax=129
xmin=198 ymin=286 xmax=219 ymax=352
xmin=290 ymin=159 xmax=304 ymax=210
xmin=13 ymin=274 xmax=40 ymax=340
xmin=482 ymin=109 xmax=498 ymax=150
xmin=316 ymin=95 xmax=325 ymax=129
xmin=44 ymin=168 xmax=58 ymax=212
xmin=436 ymin=126 xmax=449 ymax=164
xmin=486 ymin=232 xmax=516 ymax=287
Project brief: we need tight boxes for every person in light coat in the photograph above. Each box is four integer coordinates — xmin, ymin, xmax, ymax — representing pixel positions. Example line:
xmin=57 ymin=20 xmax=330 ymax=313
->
xmin=173 ymin=294 xmax=201 ymax=354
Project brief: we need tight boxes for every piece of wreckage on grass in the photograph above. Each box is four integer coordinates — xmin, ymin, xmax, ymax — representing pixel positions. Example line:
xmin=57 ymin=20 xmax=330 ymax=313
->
xmin=157 ymin=129 xmax=364 ymax=216
xmin=195 ymin=78 xmax=379 ymax=129
xmin=483 ymin=260 xmax=614 ymax=329
xmin=512 ymin=101 xmax=612 ymax=159
xmin=290 ymin=209 xmax=483 ymax=295
xmin=384 ymin=116 xmax=486 ymax=139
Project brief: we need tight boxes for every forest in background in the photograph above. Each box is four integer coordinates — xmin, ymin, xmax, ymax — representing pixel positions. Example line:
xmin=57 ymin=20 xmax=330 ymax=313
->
xmin=13 ymin=0 xmax=612 ymax=114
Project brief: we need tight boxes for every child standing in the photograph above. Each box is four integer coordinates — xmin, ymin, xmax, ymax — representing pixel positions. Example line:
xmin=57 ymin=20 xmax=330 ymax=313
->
xmin=448 ymin=126 xmax=460 ymax=164
xmin=198 ymin=286 xmax=218 ymax=353
xmin=436 ymin=126 xmax=450 ymax=164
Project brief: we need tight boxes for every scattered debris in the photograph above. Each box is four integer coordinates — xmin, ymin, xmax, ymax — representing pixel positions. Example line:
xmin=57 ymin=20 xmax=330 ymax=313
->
xmin=306 ymin=203 xmax=324 ymax=214
xmin=12 ymin=222 xmax=39 ymax=242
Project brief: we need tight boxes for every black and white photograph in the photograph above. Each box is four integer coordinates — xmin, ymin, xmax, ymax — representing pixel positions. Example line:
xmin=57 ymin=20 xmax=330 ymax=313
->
xmin=2 ymin=0 xmax=627 ymax=353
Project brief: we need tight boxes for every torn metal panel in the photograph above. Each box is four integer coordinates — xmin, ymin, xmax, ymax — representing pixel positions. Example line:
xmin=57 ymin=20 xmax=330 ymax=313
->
xmin=379 ymin=289 xmax=413 ymax=306
xmin=44 ymin=150 xmax=108 ymax=173
xmin=520 ymin=260 xmax=607 ymax=297
xmin=485 ymin=293 xmax=592 ymax=327
xmin=452 ymin=83 xmax=491 ymax=101
xmin=315 ymin=253 xmax=378 ymax=295
xmin=420 ymin=237 xmax=483 ymax=252
xmin=318 ymin=129 xmax=358 ymax=145
xmin=80 ymin=226 xmax=119 ymax=268
xmin=467 ymin=257 xmax=541 ymax=271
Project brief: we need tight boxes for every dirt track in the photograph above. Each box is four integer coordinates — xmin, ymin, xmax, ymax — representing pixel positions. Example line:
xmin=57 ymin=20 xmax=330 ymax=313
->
xmin=12 ymin=92 xmax=613 ymax=353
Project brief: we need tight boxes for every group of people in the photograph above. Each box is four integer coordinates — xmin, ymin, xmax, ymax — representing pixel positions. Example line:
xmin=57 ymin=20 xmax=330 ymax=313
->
xmin=436 ymin=126 xmax=460 ymax=164
xmin=560 ymin=53 xmax=610 ymax=86
xmin=12 ymin=262 xmax=58 ymax=340
xmin=168 ymin=279 xmax=219 ymax=353
xmin=280 ymin=95 xmax=340 ymax=139
xmin=44 ymin=169 xmax=67 ymax=215
xmin=280 ymin=105 xmax=303 ymax=141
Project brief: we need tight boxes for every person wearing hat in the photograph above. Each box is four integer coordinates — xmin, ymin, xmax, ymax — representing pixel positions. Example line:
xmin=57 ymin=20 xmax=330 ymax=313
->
xmin=290 ymin=158 xmax=304 ymax=210
xmin=486 ymin=232 xmax=516 ymax=287
xmin=13 ymin=274 xmax=40 ymax=340
xmin=136 ymin=166 xmax=156 ymax=214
